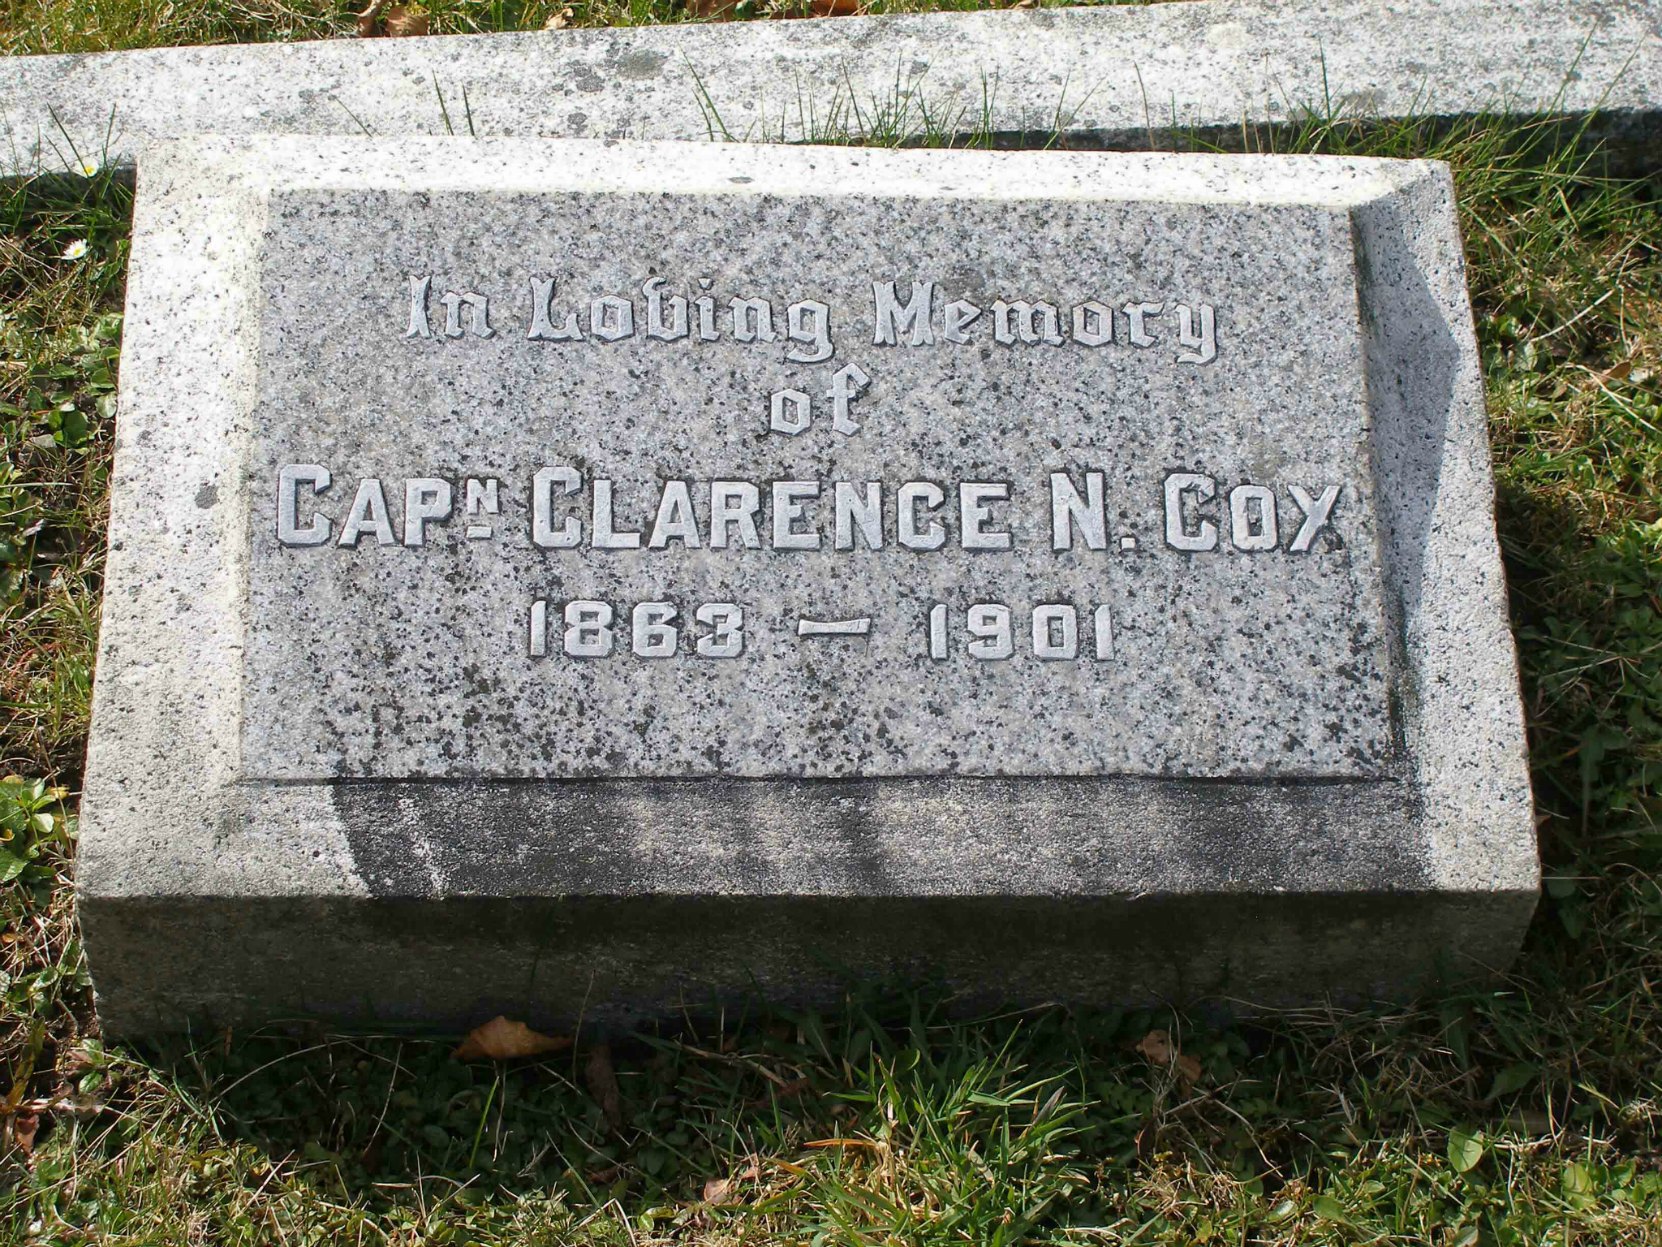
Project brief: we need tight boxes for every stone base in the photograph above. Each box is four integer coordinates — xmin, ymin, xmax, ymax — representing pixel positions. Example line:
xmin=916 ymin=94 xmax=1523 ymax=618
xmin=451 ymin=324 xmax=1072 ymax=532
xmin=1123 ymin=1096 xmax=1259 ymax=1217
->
xmin=86 ymin=890 xmax=1533 ymax=1036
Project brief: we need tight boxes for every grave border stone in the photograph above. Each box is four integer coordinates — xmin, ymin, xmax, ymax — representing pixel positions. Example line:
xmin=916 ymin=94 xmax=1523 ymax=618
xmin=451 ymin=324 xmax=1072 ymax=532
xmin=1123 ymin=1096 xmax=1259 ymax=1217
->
xmin=1 ymin=1 xmax=1658 ymax=180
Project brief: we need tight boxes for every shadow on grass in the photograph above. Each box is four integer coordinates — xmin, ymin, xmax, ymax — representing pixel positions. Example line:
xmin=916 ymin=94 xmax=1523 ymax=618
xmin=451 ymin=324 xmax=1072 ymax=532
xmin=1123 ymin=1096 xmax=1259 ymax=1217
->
xmin=94 ymin=450 xmax=1657 ymax=1239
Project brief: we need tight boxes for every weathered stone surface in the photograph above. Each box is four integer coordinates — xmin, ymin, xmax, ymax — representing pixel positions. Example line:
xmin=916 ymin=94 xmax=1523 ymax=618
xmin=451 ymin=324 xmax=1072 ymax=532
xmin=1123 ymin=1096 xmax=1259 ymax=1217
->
xmin=3 ymin=1 xmax=1659 ymax=179
xmin=80 ymin=137 xmax=1536 ymax=1035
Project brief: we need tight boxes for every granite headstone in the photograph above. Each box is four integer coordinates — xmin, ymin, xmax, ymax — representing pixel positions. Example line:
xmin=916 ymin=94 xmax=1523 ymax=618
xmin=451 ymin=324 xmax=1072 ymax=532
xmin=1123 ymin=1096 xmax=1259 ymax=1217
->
xmin=79 ymin=137 xmax=1536 ymax=1034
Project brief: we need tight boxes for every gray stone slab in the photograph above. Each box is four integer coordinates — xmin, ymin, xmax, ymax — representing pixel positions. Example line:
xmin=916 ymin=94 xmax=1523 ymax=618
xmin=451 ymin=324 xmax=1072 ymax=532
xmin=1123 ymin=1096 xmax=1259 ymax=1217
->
xmin=79 ymin=136 xmax=1536 ymax=1035
xmin=3 ymin=1 xmax=1659 ymax=181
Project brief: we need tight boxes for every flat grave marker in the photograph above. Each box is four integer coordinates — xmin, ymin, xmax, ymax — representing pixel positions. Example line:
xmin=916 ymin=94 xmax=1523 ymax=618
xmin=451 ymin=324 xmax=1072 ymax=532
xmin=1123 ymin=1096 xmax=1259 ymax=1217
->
xmin=80 ymin=138 xmax=1536 ymax=1033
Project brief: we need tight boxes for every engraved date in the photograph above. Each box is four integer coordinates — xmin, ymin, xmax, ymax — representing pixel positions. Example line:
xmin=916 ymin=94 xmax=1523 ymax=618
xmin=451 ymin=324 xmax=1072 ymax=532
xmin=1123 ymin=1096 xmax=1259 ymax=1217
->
xmin=928 ymin=602 xmax=1115 ymax=661
xmin=529 ymin=599 xmax=744 ymax=659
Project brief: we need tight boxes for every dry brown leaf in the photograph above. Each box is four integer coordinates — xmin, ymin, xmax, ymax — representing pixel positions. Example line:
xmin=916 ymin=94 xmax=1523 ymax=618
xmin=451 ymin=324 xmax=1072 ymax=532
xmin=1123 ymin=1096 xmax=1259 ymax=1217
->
xmin=355 ymin=0 xmax=387 ymax=36
xmin=1594 ymin=358 xmax=1634 ymax=385
xmin=1136 ymin=1029 xmax=1202 ymax=1084
xmin=704 ymin=1160 xmax=759 ymax=1204
xmin=807 ymin=0 xmax=861 ymax=14
xmin=9 ymin=1109 xmax=38 ymax=1159
xmin=685 ymin=0 xmax=741 ymax=18
xmin=452 ymin=1015 xmax=572 ymax=1061
xmin=57 ymin=1044 xmax=98 ymax=1078
xmin=383 ymin=5 xmax=430 ymax=36
xmin=544 ymin=6 xmax=575 ymax=28
xmin=584 ymin=1042 xmax=624 ymax=1133
xmin=1135 ymin=1028 xmax=1176 ymax=1064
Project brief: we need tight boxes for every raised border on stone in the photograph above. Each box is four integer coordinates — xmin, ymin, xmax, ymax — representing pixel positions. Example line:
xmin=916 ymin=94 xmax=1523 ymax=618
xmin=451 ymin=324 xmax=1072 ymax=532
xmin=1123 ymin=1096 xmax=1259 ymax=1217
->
xmin=77 ymin=136 xmax=1536 ymax=1036
xmin=2 ymin=0 xmax=1659 ymax=179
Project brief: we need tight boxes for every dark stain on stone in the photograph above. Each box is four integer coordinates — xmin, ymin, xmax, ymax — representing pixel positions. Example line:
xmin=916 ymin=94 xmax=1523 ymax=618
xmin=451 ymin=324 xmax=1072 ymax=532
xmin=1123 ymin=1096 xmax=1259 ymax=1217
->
xmin=331 ymin=774 xmax=1427 ymax=903
xmin=612 ymin=49 xmax=669 ymax=80
xmin=195 ymin=482 xmax=218 ymax=509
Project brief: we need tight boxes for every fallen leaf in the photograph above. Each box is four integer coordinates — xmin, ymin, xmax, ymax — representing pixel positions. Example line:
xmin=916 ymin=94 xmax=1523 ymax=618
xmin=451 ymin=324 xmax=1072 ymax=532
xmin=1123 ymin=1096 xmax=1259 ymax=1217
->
xmin=57 ymin=1093 xmax=104 ymax=1120
xmin=452 ymin=1016 xmax=572 ymax=1061
xmin=1593 ymin=358 xmax=1633 ymax=386
xmin=58 ymin=1045 xmax=97 ymax=1078
xmin=685 ymin=0 xmax=741 ymax=18
xmin=383 ymin=5 xmax=430 ymax=36
xmin=584 ymin=1042 xmax=624 ymax=1133
xmin=1136 ymin=1029 xmax=1202 ymax=1084
xmin=9 ymin=1109 xmax=38 ymax=1158
xmin=544 ymin=6 xmax=574 ymax=28
xmin=704 ymin=1159 xmax=760 ymax=1202
xmin=355 ymin=0 xmax=387 ymax=36
xmin=1136 ymin=1028 xmax=1176 ymax=1064
xmin=807 ymin=0 xmax=861 ymax=13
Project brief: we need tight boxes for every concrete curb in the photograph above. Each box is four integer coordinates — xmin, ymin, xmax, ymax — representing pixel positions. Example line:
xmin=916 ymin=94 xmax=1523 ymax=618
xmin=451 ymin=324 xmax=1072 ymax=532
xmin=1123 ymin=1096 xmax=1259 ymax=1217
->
xmin=2 ymin=1 xmax=1659 ymax=178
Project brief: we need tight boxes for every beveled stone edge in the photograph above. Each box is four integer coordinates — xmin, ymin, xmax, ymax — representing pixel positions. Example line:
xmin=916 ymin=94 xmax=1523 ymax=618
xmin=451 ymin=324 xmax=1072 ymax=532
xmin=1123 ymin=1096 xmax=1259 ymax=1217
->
xmin=1348 ymin=164 xmax=1538 ymax=897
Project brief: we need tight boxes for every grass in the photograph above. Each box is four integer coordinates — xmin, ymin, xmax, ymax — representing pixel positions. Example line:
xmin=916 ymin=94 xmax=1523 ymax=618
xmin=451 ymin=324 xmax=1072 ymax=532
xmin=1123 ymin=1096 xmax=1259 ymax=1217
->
xmin=2 ymin=15 xmax=1661 ymax=1247
xmin=0 ymin=0 xmax=1164 ymax=56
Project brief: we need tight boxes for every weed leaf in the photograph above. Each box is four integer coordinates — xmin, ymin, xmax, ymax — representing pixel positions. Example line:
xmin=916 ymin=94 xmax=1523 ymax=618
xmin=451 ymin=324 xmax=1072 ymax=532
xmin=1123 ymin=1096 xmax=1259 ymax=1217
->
xmin=1448 ymin=1128 xmax=1485 ymax=1174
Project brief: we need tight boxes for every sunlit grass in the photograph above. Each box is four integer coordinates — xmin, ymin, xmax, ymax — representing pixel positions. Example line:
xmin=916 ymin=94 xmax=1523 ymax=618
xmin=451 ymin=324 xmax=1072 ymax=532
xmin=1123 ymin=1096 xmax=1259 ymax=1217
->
xmin=0 ymin=0 xmax=1167 ymax=56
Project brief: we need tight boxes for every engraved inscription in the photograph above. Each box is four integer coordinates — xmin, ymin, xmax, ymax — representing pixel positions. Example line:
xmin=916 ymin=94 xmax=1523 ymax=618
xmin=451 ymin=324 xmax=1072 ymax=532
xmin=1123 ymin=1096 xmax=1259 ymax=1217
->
xmin=245 ymin=192 xmax=1391 ymax=782
xmin=277 ymin=469 xmax=1347 ymax=558
xmin=412 ymin=274 xmax=1220 ymax=359
xmin=528 ymin=598 xmax=746 ymax=659
xmin=403 ymin=273 xmax=1219 ymax=442
xmin=1161 ymin=473 xmax=1341 ymax=553
xmin=273 ymin=464 xmax=1349 ymax=670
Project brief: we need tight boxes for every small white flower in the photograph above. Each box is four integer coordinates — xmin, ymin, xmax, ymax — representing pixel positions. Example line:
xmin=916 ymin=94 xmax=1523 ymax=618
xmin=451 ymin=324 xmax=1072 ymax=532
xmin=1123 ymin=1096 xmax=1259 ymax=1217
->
xmin=77 ymin=158 xmax=100 ymax=177
xmin=60 ymin=238 xmax=88 ymax=261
